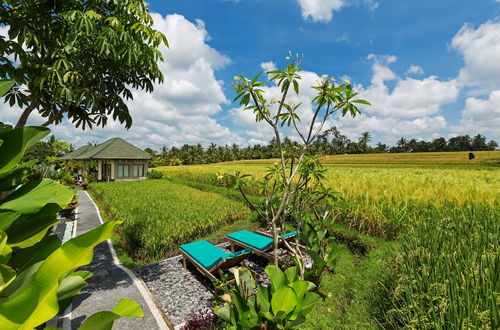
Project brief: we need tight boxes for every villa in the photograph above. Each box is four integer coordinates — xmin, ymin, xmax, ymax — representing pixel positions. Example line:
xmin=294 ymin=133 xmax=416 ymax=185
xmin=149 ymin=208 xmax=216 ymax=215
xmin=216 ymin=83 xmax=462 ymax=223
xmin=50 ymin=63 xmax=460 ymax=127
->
xmin=60 ymin=137 xmax=151 ymax=182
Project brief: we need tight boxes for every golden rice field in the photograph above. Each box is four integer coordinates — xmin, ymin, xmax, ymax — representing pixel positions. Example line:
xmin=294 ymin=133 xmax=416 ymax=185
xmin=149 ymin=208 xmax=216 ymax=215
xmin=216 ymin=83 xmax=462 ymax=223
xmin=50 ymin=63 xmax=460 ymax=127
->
xmin=153 ymin=151 xmax=499 ymax=328
xmin=91 ymin=180 xmax=249 ymax=261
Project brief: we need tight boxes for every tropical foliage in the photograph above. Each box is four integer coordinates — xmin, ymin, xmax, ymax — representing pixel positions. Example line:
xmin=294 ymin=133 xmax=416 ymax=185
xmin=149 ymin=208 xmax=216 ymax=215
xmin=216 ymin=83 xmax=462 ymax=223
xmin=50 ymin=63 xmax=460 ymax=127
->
xmin=0 ymin=81 xmax=142 ymax=329
xmin=91 ymin=180 xmax=250 ymax=261
xmin=1 ymin=0 xmax=168 ymax=129
xmin=214 ymin=266 xmax=321 ymax=329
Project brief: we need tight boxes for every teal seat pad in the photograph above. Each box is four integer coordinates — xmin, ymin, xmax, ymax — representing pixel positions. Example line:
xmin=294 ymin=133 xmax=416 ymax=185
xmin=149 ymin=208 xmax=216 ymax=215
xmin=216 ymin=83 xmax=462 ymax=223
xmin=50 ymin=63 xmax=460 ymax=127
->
xmin=180 ymin=240 xmax=230 ymax=269
xmin=227 ymin=230 xmax=274 ymax=251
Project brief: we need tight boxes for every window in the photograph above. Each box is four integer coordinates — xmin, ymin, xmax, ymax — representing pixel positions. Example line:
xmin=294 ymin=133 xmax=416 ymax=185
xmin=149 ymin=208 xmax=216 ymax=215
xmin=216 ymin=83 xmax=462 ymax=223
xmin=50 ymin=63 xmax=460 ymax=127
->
xmin=133 ymin=164 xmax=144 ymax=177
xmin=117 ymin=164 xmax=129 ymax=178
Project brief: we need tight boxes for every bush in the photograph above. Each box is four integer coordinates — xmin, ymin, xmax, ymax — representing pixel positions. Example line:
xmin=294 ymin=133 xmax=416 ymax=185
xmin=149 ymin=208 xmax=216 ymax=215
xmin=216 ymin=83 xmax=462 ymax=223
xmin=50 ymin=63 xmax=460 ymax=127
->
xmin=147 ymin=169 xmax=164 ymax=179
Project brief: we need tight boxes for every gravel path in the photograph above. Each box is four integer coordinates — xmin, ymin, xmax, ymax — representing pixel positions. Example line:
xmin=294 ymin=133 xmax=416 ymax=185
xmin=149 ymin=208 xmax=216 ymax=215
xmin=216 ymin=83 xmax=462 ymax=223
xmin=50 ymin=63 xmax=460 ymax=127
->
xmin=134 ymin=245 xmax=297 ymax=327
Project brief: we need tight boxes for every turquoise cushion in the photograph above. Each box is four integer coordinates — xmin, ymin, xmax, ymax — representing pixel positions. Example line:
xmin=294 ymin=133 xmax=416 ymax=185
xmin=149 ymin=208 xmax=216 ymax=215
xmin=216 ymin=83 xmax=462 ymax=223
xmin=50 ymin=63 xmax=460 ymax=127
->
xmin=227 ymin=248 xmax=252 ymax=258
xmin=227 ymin=230 xmax=274 ymax=251
xmin=180 ymin=240 xmax=230 ymax=270
xmin=283 ymin=231 xmax=297 ymax=238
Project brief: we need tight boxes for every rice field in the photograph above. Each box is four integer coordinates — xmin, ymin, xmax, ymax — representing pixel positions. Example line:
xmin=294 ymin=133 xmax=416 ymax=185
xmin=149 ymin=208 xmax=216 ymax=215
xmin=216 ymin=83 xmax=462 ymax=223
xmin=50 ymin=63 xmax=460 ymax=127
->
xmin=91 ymin=180 xmax=249 ymax=261
xmin=154 ymin=151 xmax=500 ymax=328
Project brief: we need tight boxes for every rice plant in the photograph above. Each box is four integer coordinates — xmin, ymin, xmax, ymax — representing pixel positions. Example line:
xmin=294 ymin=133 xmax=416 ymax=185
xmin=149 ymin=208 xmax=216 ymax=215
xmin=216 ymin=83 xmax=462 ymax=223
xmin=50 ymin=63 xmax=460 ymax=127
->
xmin=91 ymin=180 xmax=250 ymax=262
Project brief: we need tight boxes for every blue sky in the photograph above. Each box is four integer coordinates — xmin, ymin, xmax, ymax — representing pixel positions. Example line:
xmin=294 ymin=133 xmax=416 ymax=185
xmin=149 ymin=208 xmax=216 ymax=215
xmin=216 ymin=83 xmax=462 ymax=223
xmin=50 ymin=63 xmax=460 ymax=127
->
xmin=2 ymin=0 xmax=500 ymax=148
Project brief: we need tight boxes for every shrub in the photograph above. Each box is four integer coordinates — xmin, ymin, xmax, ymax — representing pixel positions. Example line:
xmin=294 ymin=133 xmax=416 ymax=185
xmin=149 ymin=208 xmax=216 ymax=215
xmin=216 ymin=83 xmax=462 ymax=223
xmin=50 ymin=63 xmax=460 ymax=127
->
xmin=147 ymin=169 xmax=164 ymax=179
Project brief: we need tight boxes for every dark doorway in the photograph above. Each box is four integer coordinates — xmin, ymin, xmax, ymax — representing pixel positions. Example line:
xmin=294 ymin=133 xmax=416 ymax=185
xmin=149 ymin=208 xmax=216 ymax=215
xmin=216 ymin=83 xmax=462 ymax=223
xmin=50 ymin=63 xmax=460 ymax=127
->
xmin=102 ymin=164 xmax=112 ymax=181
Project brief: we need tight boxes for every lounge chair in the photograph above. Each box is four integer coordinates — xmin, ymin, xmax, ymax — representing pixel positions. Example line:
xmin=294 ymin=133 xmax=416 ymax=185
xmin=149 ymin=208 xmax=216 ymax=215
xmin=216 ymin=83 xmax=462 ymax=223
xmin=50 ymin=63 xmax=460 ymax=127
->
xmin=180 ymin=240 xmax=252 ymax=281
xmin=225 ymin=230 xmax=297 ymax=262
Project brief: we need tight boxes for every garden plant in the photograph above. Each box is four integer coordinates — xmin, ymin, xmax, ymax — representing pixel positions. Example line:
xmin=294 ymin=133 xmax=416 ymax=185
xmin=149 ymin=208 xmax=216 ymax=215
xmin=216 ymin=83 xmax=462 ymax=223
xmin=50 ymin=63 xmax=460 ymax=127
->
xmin=227 ymin=55 xmax=369 ymax=278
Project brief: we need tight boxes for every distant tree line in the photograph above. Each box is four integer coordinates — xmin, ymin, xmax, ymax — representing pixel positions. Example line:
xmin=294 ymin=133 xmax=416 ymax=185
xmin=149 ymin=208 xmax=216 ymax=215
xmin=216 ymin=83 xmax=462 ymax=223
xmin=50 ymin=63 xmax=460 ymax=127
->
xmin=146 ymin=128 xmax=498 ymax=166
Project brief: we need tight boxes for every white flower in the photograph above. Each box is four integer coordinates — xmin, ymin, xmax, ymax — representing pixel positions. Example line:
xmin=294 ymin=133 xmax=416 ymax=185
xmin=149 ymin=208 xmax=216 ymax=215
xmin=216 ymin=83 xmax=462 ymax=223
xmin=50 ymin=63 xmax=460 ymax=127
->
xmin=344 ymin=79 xmax=351 ymax=85
xmin=322 ymin=74 xmax=328 ymax=80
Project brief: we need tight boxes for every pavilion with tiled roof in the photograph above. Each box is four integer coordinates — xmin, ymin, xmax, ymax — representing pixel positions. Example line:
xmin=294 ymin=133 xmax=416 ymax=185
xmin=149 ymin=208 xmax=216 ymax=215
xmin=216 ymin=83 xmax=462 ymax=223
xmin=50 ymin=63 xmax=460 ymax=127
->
xmin=61 ymin=138 xmax=151 ymax=182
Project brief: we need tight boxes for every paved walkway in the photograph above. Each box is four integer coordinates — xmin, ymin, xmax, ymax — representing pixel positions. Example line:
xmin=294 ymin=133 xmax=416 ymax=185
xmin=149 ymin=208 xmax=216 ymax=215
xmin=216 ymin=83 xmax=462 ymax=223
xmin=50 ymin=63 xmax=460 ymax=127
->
xmin=69 ymin=191 xmax=170 ymax=329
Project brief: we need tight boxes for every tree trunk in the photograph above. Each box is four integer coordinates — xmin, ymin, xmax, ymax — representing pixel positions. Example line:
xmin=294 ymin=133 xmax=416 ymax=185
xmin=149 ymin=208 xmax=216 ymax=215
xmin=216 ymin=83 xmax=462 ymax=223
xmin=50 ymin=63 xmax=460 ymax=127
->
xmin=15 ymin=104 xmax=36 ymax=128
xmin=272 ymin=221 xmax=279 ymax=266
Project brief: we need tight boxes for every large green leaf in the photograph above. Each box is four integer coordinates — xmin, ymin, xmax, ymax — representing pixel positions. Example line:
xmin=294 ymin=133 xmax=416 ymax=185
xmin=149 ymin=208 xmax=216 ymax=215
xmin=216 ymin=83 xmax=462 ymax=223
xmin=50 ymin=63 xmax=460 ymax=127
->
xmin=0 ymin=127 xmax=50 ymax=175
xmin=8 ymin=235 xmax=61 ymax=272
xmin=0 ymin=161 xmax=34 ymax=191
xmin=0 ymin=231 xmax=12 ymax=264
xmin=265 ymin=265 xmax=287 ymax=293
xmin=0 ymin=211 xmax=21 ymax=232
xmin=0 ymin=221 xmax=117 ymax=329
xmin=78 ymin=298 xmax=144 ymax=330
xmin=0 ymin=179 xmax=73 ymax=215
xmin=0 ymin=80 xmax=15 ymax=98
xmin=234 ymin=267 xmax=255 ymax=298
xmin=57 ymin=271 xmax=93 ymax=314
xmin=271 ymin=286 xmax=297 ymax=316
xmin=284 ymin=267 xmax=298 ymax=284
xmin=256 ymin=286 xmax=270 ymax=313
xmin=5 ymin=205 xmax=61 ymax=248
xmin=300 ymin=291 xmax=321 ymax=316
xmin=0 ymin=265 xmax=16 ymax=291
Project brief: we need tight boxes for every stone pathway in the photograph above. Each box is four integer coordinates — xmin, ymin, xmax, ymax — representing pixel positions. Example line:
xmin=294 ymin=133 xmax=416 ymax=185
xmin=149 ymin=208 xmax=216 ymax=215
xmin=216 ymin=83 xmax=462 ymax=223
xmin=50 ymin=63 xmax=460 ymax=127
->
xmin=69 ymin=191 xmax=170 ymax=330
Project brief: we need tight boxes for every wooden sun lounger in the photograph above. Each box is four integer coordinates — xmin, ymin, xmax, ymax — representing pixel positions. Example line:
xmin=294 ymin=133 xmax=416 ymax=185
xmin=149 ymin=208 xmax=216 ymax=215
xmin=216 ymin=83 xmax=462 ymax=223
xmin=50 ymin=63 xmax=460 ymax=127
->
xmin=180 ymin=242 xmax=251 ymax=281
xmin=226 ymin=230 xmax=299 ymax=263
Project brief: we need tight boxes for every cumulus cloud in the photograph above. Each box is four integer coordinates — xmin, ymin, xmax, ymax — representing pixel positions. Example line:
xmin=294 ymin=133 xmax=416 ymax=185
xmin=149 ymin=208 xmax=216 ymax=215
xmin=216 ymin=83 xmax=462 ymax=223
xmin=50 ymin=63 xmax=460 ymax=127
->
xmin=360 ymin=55 xmax=459 ymax=118
xmin=0 ymin=14 xmax=245 ymax=149
xmin=297 ymin=0 xmax=379 ymax=22
xmin=297 ymin=0 xmax=346 ymax=22
xmin=450 ymin=90 xmax=500 ymax=140
xmin=451 ymin=20 xmax=500 ymax=89
xmin=405 ymin=65 xmax=424 ymax=75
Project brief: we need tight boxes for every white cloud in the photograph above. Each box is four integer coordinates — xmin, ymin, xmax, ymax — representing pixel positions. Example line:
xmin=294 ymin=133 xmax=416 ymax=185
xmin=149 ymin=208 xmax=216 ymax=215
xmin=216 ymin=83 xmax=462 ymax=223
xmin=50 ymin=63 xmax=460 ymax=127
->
xmin=451 ymin=90 xmax=500 ymax=141
xmin=361 ymin=56 xmax=459 ymax=118
xmin=0 ymin=14 xmax=245 ymax=149
xmin=297 ymin=0 xmax=379 ymax=22
xmin=405 ymin=65 xmax=424 ymax=75
xmin=451 ymin=20 xmax=500 ymax=89
xmin=297 ymin=0 xmax=346 ymax=22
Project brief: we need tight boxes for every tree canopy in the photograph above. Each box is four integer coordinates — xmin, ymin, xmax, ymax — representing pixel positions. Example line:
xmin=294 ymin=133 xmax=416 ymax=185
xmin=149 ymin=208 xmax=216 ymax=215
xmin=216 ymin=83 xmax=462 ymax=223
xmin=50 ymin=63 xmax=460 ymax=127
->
xmin=0 ymin=0 xmax=168 ymax=129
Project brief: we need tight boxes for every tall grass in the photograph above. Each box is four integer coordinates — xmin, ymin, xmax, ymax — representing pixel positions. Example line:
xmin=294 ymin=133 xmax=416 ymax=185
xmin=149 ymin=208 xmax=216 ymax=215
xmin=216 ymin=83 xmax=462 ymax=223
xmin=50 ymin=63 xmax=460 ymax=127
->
xmin=91 ymin=180 xmax=249 ymax=262
xmin=387 ymin=205 xmax=499 ymax=329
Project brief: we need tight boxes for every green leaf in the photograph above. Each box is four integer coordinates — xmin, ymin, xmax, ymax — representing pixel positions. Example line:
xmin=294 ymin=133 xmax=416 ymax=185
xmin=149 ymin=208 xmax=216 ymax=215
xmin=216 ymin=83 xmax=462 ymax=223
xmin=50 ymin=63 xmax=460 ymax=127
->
xmin=0 ymin=221 xmax=118 ymax=329
xmin=0 ymin=80 xmax=15 ymax=98
xmin=271 ymin=287 xmax=297 ymax=316
xmin=0 ymin=264 xmax=16 ymax=291
xmin=8 ymin=234 xmax=61 ymax=272
xmin=351 ymin=99 xmax=371 ymax=105
xmin=0 ymin=127 xmax=50 ymax=176
xmin=6 ymin=208 xmax=61 ymax=248
xmin=256 ymin=286 xmax=270 ymax=313
xmin=214 ymin=304 xmax=232 ymax=322
xmin=265 ymin=265 xmax=287 ymax=293
xmin=0 ymin=231 xmax=12 ymax=264
xmin=284 ymin=267 xmax=298 ymax=284
xmin=78 ymin=298 xmax=144 ymax=330
xmin=300 ymin=292 xmax=321 ymax=315
xmin=0 ymin=179 xmax=74 ymax=215
xmin=0 ymin=161 xmax=34 ymax=191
